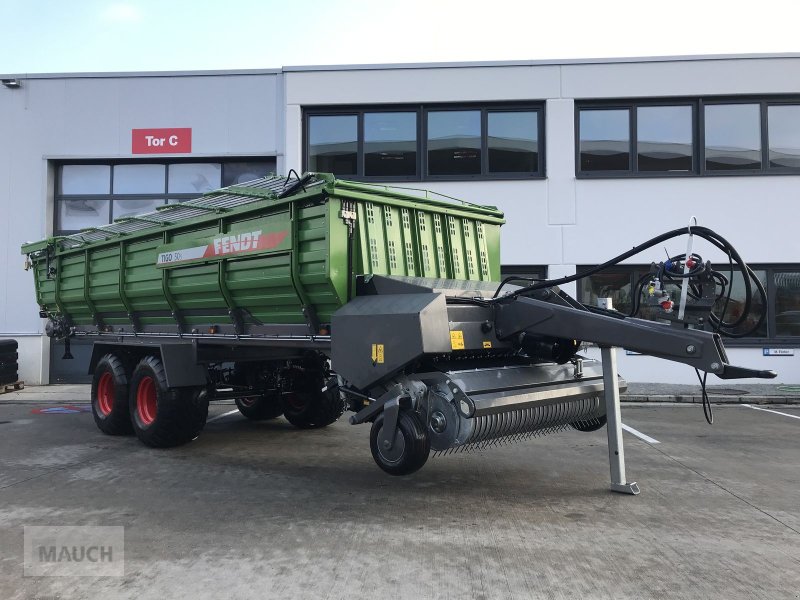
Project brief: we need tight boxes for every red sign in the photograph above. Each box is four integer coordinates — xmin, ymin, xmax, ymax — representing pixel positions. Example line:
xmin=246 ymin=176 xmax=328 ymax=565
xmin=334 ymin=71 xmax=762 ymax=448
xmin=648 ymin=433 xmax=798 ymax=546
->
xmin=132 ymin=128 xmax=192 ymax=154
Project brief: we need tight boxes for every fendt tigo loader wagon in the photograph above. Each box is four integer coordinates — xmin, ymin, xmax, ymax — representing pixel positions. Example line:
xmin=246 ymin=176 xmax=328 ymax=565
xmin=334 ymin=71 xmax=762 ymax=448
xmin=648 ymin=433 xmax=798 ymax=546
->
xmin=22 ymin=173 xmax=774 ymax=493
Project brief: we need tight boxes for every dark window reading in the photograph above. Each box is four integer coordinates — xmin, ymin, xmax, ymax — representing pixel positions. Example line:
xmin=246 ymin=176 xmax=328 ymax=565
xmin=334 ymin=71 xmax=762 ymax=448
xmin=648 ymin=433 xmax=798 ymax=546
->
xmin=577 ymin=98 xmax=800 ymax=176
xmin=704 ymin=104 xmax=761 ymax=171
xmin=363 ymin=112 xmax=417 ymax=177
xmin=637 ymin=105 xmax=693 ymax=172
xmin=55 ymin=159 xmax=274 ymax=234
xmin=427 ymin=110 xmax=481 ymax=176
xmin=576 ymin=266 xmax=800 ymax=341
xmin=488 ymin=111 xmax=539 ymax=173
xmin=307 ymin=115 xmax=358 ymax=175
xmin=305 ymin=104 xmax=543 ymax=180
xmin=579 ymin=109 xmax=630 ymax=171
xmin=767 ymin=105 xmax=800 ymax=169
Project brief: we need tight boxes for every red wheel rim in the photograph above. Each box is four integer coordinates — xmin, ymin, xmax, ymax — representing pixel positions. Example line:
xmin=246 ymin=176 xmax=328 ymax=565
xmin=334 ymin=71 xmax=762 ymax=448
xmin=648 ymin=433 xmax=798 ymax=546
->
xmin=286 ymin=392 xmax=307 ymax=411
xmin=97 ymin=372 xmax=114 ymax=416
xmin=136 ymin=376 xmax=157 ymax=425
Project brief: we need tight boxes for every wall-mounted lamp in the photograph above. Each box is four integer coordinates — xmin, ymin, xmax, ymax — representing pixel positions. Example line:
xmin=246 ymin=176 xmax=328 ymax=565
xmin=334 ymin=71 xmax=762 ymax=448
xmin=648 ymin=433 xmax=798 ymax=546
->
xmin=1 ymin=79 xmax=22 ymax=89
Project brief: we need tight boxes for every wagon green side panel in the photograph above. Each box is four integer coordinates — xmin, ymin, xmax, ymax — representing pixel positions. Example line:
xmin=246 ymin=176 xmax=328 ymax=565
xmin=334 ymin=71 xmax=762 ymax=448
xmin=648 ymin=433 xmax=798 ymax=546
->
xmin=88 ymin=246 xmax=127 ymax=325
xmin=164 ymin=226 xmax=226 ymax=325
xmin=125 ymin=237 xmax=172 ymax=325
xmin=297 ymin=202 xmax=341 ymax=323
xmin=58 ymin=254 xmax=93 ymax=322
xmin=22 ymin=174 xmax=506 ymax=335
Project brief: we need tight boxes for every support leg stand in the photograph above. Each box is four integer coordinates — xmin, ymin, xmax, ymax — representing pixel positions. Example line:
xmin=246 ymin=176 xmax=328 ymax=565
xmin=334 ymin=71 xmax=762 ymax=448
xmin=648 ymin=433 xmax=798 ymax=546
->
xmin=602 ymin=346 xmax=640 ymax=495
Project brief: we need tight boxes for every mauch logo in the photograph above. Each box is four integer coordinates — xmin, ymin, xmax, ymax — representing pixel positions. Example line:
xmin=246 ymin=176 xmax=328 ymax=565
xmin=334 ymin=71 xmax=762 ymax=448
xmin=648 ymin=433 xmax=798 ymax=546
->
xmin=24 ymin=526 xmax=124 ymax=577
xmin=38 ymin=544 xmax=114 ymax=563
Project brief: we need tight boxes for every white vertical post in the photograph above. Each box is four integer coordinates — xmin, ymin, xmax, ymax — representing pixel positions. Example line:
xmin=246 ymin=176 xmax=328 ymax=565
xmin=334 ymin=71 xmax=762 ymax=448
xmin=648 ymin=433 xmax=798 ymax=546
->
xmin=601 ymin=346 xmax=640 ymax=495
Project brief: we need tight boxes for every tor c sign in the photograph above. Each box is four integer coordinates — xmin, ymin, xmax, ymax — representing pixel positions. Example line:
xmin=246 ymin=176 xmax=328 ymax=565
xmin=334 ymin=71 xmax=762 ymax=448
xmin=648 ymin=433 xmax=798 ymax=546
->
xmin=132 ymin=128 xmax=192 ymax=154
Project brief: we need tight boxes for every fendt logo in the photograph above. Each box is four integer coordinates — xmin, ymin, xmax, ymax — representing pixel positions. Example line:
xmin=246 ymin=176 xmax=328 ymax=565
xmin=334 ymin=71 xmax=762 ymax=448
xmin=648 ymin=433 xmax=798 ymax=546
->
xmin=156 ymin=230 xmax=289 ymax=266
xmin=212 ymin=230 xmax=262 ymax=255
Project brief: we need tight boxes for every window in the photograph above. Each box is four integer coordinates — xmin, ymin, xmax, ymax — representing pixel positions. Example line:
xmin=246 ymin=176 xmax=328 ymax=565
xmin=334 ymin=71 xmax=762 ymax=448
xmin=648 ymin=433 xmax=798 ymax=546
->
xmin=576 ymin=265 xmax=800 ymax=342
xmin=55 ymin=159 xmax=275 ymax=234
xmin=579 ymin=109 xmax=630 ymax=172
xmin=304 ymin=104 xmax=544 ymax=181
xmin=637 ymin=105 xmax=693 ymax=172
xmin=500 ymin=265 xmax=548 ymax=287
xmin=307 ymin=115 xmax=357 ymax=175
xmin=704 ymin=104 xmax=761 ymax=171
xmin=774 ymin=271 xmax=800 ymax=337
xmin=488 ymin=111 xmax=539 ymax=173
xmin=577 ymin=97 xmax=800 ymax=177
xmin=427 ymin=110 xmax=481 ymax=175
xmin=767 ymin=105 xmax=800 ymax=169
xmin=364 ymin=112 xmax=417 ymax=177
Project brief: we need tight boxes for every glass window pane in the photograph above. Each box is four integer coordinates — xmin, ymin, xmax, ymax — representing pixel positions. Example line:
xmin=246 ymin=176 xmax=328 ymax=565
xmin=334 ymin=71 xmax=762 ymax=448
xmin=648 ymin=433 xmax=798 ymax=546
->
xmin=308 ymin=115 xmax=357 ymax=175
xmin=112 ymin=198 xmax=165 ymax=220
xmin=113 ymin=164 xmax=166 ymax=194
xmin=488 ymin=111 xmax=538 ymax=173
xmin=364 ymin=112 xmax=417 ymax=177
xmin=704 ymin=104 xmax=761 ymax=170
xmin=168 ymin=163 xmax=221 ymax=193
xmin=775 ymin=271 xmax=800 ymax=336
xmin=222 ymin=161 xmax=275 ymax=186
xmin=581 ymin=271 xmax=633 ymax=314
xmin=60 ymin=165 xmax=110 ymax=194
xmin=768 ymin=105 xmax=800 ymax=169
xmin=427 ymin=110 xmax=481 ymax=176
xmin=637 ymin=106 xmax=693 ymax=172
xmin=579 ymin=109 xmax=630 ymax=171
xmin=58 ymin=199 xmax=110 ymax=231
xmin=713 ymin=269 xmax=768 ymax=336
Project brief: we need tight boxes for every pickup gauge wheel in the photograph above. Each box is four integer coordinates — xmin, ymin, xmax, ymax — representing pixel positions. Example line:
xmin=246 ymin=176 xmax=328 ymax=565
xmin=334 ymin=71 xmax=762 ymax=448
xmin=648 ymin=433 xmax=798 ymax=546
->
xmin=370 ymin=411 xmax=430 ymax=476
xmin=129 ymin=355 xmax=208 ymax=447
xmin=90 ymin=353 xmax=133 ymax=435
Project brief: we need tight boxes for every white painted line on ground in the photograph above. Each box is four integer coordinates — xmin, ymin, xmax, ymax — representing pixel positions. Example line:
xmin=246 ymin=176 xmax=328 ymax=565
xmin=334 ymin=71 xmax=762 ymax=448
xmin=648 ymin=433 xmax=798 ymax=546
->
xmin=741 ymin=404 xmax=800 ymax=421
xmin=621 ymin=423 xmax=660 ymax=444
xmin=206 ymin=409 xmax=240 ymax=423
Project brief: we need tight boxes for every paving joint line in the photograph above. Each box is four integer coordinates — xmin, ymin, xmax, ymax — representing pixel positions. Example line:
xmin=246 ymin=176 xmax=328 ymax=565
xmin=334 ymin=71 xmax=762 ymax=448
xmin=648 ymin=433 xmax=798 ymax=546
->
xmin=645 ymin=443 xmax=800 ymax=537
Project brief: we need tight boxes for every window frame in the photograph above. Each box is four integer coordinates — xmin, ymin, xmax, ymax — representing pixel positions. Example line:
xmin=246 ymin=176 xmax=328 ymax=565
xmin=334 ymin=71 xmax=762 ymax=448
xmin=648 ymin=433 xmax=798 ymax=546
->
xmin=576 ymin=263 xmax=800 ymax=346
xmin=575 ymin=95 xmax=800 ymax=179
xmin=303 ymin=103 xmax=546 ymax=182
xmin=54 ymin=157 xmax=276 ymax=235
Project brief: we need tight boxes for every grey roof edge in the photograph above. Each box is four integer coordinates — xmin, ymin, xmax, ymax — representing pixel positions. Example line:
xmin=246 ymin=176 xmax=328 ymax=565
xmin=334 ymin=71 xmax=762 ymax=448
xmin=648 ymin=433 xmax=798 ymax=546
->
xmin=283 ymin=53 xmax=800 ymax=72
xmin=2 ymin=52 xmax=800 ymax=80
xmin=0 ymin=68 xmax=282 ymax=80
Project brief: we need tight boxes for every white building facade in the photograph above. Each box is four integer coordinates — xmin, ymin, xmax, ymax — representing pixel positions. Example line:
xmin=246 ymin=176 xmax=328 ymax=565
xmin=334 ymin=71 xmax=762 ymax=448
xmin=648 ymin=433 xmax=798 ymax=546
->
xmin=2 ymin=54 xmax=799 ymax=384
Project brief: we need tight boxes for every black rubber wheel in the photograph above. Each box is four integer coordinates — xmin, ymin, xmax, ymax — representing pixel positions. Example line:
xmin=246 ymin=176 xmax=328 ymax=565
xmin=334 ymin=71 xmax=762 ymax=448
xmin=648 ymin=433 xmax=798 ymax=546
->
xmin=129 ymin=355 xmax=208 ymax=448
xmin=0 ymin=339 xmax=18 ymax=351
xmin=91 ymin=354 xmax=133 ymax=435
xmin=370 ymin=411 xmax=431 ymax=476
xmin=0 ymin=374 xmax=18 ymax=385
xmin=0 ymin=363 xmax=18 ymax=373
xmin=235 ymin=392 xmax=283 ymax=421
xmin=570 ymin=414 xmax=607 ymax=432
xmin=282 ymin=378 xmax=344 ymax=429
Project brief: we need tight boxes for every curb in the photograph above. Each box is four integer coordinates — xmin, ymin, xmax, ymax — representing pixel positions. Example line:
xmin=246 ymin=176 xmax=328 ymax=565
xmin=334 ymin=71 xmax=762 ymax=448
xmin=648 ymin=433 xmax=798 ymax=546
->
xmin=622 ymin=394 xmax=799 ymax=405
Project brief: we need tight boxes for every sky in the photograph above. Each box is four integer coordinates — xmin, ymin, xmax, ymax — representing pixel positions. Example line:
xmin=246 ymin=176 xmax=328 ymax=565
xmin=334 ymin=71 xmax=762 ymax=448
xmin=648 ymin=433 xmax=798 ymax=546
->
xmin=1 ymin=0 xmax=798 ymax=74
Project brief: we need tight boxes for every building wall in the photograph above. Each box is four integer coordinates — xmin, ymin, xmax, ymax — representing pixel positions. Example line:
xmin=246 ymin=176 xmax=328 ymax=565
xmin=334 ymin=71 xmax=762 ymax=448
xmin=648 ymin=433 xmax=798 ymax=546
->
xmin=2 ymin=57 xmax=798 ymax=384
xmin=283 ymin=57 xmax=800 ymax=382
xmin=0 ymin=72 xmax=282 ymax=384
